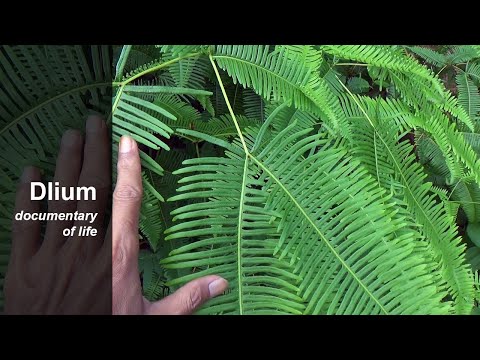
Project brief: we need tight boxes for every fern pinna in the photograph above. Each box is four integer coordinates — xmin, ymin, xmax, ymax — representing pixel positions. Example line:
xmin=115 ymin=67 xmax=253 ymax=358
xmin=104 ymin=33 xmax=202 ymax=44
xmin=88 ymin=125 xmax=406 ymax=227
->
xmin=108 ymin=44 xmax=480 ymax=314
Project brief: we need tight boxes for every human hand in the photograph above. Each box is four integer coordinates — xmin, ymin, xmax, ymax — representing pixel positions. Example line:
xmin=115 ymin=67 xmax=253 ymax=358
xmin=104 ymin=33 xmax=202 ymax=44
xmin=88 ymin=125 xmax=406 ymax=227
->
xmin=5 ymin=115 xmax=111 ymax=314
xmin=5 ymin=115 xmax=228 ymax=315
xmin=112 ymin=135 xmax=228 ymax=315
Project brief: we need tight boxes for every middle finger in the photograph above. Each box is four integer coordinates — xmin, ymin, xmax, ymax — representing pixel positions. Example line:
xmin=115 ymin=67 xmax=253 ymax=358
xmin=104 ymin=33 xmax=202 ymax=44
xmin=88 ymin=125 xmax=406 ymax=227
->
xmin=43 ymin=129 xmax=83 ymax=250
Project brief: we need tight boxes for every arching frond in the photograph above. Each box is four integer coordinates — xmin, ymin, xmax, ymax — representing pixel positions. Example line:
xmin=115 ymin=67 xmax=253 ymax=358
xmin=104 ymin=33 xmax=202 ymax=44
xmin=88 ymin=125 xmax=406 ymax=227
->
xmin=162 ymin=117 xmax=451 ymax=314
xmin=340 ymin=93 xmax=474 ymax=313
xmin=322 ymin=45 xmax=476 ymax=132
xmin=212 ymin=45 xmax=348 ymax=137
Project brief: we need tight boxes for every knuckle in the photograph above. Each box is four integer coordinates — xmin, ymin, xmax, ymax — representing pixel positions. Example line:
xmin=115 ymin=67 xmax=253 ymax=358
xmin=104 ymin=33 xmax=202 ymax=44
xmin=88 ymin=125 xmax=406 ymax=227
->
xmin=113 ymin=184 xmax=142 ymax=202
xmin=183 ymin=285 xmax=203 ymax=313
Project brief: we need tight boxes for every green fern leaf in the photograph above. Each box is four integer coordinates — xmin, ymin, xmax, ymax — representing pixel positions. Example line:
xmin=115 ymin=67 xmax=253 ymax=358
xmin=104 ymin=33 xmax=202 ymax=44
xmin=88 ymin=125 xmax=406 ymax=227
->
xmin=212 ymin=45 xmax=348 ymax=137
xmin=456 ymin=72 xmax=480 ymax=126
xmin=163 ymin=118 xmax=451 ymax=314
xmin=341 ymin=92 xmax=475 ymax=313
xmin=407 ymin=46 xmax=447 ymax=67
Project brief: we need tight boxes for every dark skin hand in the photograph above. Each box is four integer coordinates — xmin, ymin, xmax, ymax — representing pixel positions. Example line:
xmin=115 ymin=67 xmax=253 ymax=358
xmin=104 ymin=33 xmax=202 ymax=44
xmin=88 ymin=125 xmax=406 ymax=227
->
xmin=4 ymin=115 xmax=228 ymax=315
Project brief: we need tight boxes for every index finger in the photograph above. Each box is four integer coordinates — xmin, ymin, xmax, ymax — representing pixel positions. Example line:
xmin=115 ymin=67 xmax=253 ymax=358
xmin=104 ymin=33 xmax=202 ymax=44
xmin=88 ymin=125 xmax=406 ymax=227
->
xmin=112 ymin=136 xmax=142 ymax=276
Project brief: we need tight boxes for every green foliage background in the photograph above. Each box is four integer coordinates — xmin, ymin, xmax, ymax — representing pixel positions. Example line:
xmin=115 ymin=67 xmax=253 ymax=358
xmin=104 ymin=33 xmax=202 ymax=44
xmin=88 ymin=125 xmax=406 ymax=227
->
xmin=1 ymin=45 xmax=480 ymax=314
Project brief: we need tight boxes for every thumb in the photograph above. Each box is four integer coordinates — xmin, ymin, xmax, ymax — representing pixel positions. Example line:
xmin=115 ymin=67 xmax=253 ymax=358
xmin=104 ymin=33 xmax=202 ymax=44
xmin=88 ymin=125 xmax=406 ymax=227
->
xmin=146 ymin=275 xmax=228 ymax=315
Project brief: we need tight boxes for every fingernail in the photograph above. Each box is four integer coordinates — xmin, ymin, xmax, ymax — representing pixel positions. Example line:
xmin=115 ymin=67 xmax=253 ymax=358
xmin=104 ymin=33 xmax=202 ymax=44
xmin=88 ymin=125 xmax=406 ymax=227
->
xmin=208 ymin=278 xmax=228 ymax=298
xmin=61 ymin=129 xmax=82 ymax=148
xmin=86 ymin=115 xmax=103 ymax=133
xmin=20 ymin=166 xmax=38 ymax=183
xmin=119 ymin=136 xmax=133 ymax=153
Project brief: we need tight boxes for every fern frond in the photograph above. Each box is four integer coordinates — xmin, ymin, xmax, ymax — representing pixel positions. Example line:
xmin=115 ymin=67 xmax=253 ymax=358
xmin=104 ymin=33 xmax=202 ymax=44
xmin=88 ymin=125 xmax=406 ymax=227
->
xmin=112 ymin=90 xmax=175 ymax=151
xmin=186 ymin=115 xmax=261 ymax=141
xmin=258 ymin=130 xmax=449 ymax=314
xmin=265 ymin=103 xmax=318 ymax=134
xmin=212 ymin=45 xmax=348 ymax=137
xmin=139 ymin=250 xmax=167 ymax=301
xmin=451 ymin=181 xmax=480 ymax=224
xmin=322 ymin=45 xmax=441 ymax=86
xmin=456 ymin=72 xmax=480 ymax=129
xmin=467 ymin=247 xmax=480 ymax=273
xmin=322 ymin=66 xmax=346 ymax=96
xmin=167 ymin=56 xmax=211 ymax=90
xmin=204 ymin=73 xmax=245 ymax=117
xmin=341 ymin=92 xmax=475 ymax=313
xmin=139 ymin=173 xmax=164 ymax=251
xmin=158 ymin=45 xmax=210 ymax=58
xmin=347 ymin=77 xmax=370 ymax=94
xmin=243 ymin=89 xmax=266 ymax=121
xmin=163 ymin=149 xmax=306 ymax=314
xmin=416 ymin=131 xmax=480 ymax=224
xmin=416 ymin=132 xmax=451 ymax=185
xmin=385 ymin=70 xmax=480 ymax=184
xmin=466 ymin=62 xmax=480 ymax=86
xmin=446 ymin=46 xmax=479 ymax=64
xmin=323 ymin=45 xmax=476 ymax=132
xmin=278 ymin=45 xmax=323 ymax=71
xmin=163 ymin=117 xmax=451 ymax=314
xmin=407 ymin=46 xmax=447 ymax=67
xmin=114 ymin=45 xmax=165 ymax=79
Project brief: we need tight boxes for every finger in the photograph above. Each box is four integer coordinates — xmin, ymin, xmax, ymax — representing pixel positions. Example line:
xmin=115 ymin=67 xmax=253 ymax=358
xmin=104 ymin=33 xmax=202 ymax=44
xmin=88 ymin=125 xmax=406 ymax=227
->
xmin=75 ymin=115 xmax=110 ymax=233
xmin=11 ymin=166 xmax=42 ymax=262
xmin=147 ymin=276 xmax=228 ymax=315
xmin=44 ymin=129 xmax=84 ymax=248
xmin=112 ymin=136 xmax=142 ymax=278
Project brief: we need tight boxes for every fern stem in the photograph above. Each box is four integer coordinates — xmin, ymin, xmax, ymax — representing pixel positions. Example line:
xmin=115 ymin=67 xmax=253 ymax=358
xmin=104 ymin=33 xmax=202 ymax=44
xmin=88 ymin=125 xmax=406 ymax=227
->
xmin=209 ymin=54 xmax=249 ymax=154
xmin=109 ymin=83 xmax=126 ymax=125
xmin=209 ymin=53 xmax=250 ymax=314
xmin=195 ymin=143 xmax=200 ymax=158
xmin=436 ymin=64 xmax=448 ymax=77
xmin=235 ymin=158 xmax=249 ymax=315
xmin=334 ymin=63 xmax=370 ymax=67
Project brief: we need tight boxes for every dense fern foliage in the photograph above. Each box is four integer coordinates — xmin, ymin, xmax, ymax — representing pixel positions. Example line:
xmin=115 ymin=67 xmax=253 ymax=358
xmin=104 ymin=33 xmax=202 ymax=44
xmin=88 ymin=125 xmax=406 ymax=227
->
xmin=111 ymin=45 xmax=480 ymax=315
xmin=2 ymin=45 xmax=479 ymax=314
